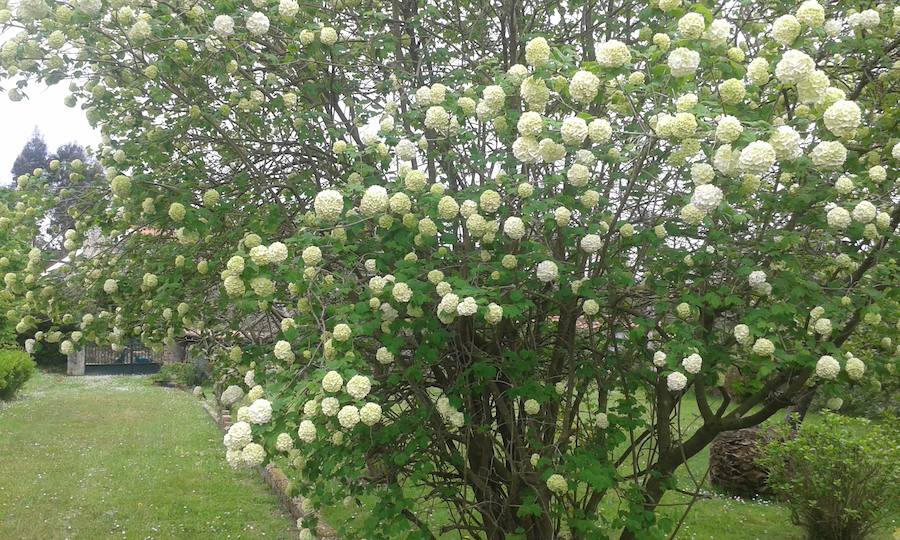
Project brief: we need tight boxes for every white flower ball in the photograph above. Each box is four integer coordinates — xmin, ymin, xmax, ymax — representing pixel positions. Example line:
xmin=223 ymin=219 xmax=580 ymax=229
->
xmin=583 ymin=299 xmax=600 ymax=316
xmin=733 ymin=324 xmax=751 ymax=344
xmin=567 ymin=164 xmax=590 ymax=187
xmin=815 ymin=355 xmax=840 ymax=379
xmin=769 ymin=126 xmax=802 ymax=161
xmin=536 ymin=260 xmax=558 ymax=283
xmin=337 ymin=405 xmax=361 ymax=429
xmin=546 ymin=474 xmax=568 ymax=494
xmin=739 ymin=141 xmax=777 ymax=175
xmin=595 ymin=40 xmax=631 ymax=68
xmin=267 ymin=242 xmax=288 ymax=264
xmin=224 ymin=421 xmax=252 ymax=450
xmin=823 ymin=100 xmax=861 ymax=139
xmin=851 ymin=201 xmax=876 ymax=224
xmin=569 ymin=70 xmax=600 ymax=104
xmin=580 ymin=234 xmax=603 ymax=254
xmin=360 ymin=402 xmax=382 ymax=426
xmin=213 ymin=15 xmax=234 ymax=36
xmin=246 ymin=12 xmax=269 ymax=35
xmin=333 ymin=323 xmax=352 ymax=342
xmin=668 ymin=47 xmax=701 ymax=78
xmin=503 ymin=217 xmax=526 ymax=240
xmin=517 ymin=111 xmax=544 ymax=137
xmin=748 ymin=270 xmax=767 ymax=287
xmin=810 ymin=141 xmax=847 ymax=170
xmin=319 ymin=26 xmax=338 ymax=46
xmin=321 ymin=397 xmax=339 ymax=417
xmin=677 ymin=13 xmax=706 ymax=39
xmin=241 ymin=442 xmax=266 ymax=467
xmin=691 ymin=184 xmax=724 ymax=213
xmin=772 ymin=15 xmax=801 ymax=45
xmin=512 ymin=136 xmax=541 ymax=163
xmin=667 ymin=372 xmax=688 ymax=392
xmin=322 ymin=370 xmax=343 ymax=393
xmin=752 ymin=338 xmax=775 ymax=356
xmin=560 ymin=117 xmax=588 ymax=145
xmin=715 ymin=115 xmax=743 ymax=144
xmin=775 ymin=50 xmax=814 ymax=85
xmin=682 ymin=353 xmax=703 ymax=374
xmin=314 ymin=189 xmax=344 ymax=221
xmin=297 ymin=420 xmax=316 ymax=442
xmin=360 ymin=185 xmax=389 ymax=216
xmin=595 ymin=412 xmax=610 ymax=429
xmin=275 ymin=433 xmax=293 ymax=452
xmin=797 ymin=1 xmax=825 ymax=27
xmin=524 ymin=399 xmax=540 ymax=415
xmin=524 ymin=36 xmax=550 ymax=67
xmin=247 ymin=399 xmax=273 ymax=424
xmin=845 ymin=357 xmax=865 ymax=380
xmin=653 ymin=351 xmax=667 ymax=368
xmin=814 ymin=318 xmax=832 ymax=335
xmin=457 ymin=297 xmax=478 ymax=317
xmin=302 ymin=246 xmax=322 ymax=266
xmin=826 ymin=206 xmax=851 ymax=229
xmin=691 ymin=163 xmax=715 ymax=185
xmin=680 ymin=204 xmax=706 ymax=225
xmin=346 ymin=375 xmax=371 ymax=400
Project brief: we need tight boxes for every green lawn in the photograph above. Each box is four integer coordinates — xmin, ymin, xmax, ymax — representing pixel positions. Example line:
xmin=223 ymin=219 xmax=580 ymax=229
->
xmin=0 ymin=371 xmax=295 ymax=540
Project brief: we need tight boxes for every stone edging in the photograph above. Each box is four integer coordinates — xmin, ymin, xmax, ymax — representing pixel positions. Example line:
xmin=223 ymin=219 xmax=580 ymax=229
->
xmin=201 ymin=401 xmax=339 ymax=540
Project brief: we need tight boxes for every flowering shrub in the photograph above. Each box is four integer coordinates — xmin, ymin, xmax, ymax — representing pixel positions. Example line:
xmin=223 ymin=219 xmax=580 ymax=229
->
xmin=759 ymin=414 xmax=900 ymax=540
xmin=1 ymin=0 xmax=899 ymax=538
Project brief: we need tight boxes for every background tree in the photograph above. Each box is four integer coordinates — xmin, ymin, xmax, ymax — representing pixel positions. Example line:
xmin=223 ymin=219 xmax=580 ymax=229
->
xmin=10 ymin=129 xmax=48 ymax=181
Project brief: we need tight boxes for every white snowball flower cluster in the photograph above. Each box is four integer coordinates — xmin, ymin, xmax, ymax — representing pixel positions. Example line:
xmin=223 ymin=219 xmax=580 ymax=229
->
xmin=346 ymin=375 xmax=371 ymax=400
xmin=691 ymin=163 xmax=715 ymax=185
xmin=705 ymin=19 xmax=732 ymax=46
xmin=536 ymin=260 xmax=559 ymax=283
xmin=583 ymin=299 xmax=599 ymax=316
xmin=503 ymin=217 xmax=526 ymax=240
xmin=241 ymin=442 xmax=266 ymax=467
xmin=768 ymin=126 xmax=802 ymax=161
xmin=333 ymin=323 xmax=352 ymax=342
xmin=667 ymin=372 xmax=688 ymax=392
xmin=668 ymin=47 xmax=701 ymax=78
xmin=588 ymin=119 xmax=612 ymax=144
xmin=809 ymin=141 xmax=847 ymax=170
xmin=524 ymin=36 xmax=550 ymax=67
xmin=376 ymin=347 xmax=394 ymax=364
xmin=752 ymin=338 xmax=775 ymax=356
xmin=653 ymin=351 xmax=667 ymax=368
xmin=321 ymin=397 xmax=339 ymax=416
xmin=682 ymin=354 xmax=702 ymax=374
xmin=297 ymin=420 xmax=317 ymax=443
xmin=823 ymin=100 xmax=861 ymax=139
xmin=274 ymin=340 xmax=295 ymax=362
xmin=738 ymin=141 xmax=777 ymax=175
xmin=360 ymin=185 xmax=389 ymax=216
xmin=546 ymin=474 xmax=568 ymax=495
xmin=677 ymin=13 xmax=706 ymax=39
xmin=322 ymin=370 xmax=343 ymax=393
xmin=392 ymin=282 xmax=412 ymax=303
xmin=690 ymin=184 xmax=724 ymax=213
xmin=359 ymin=402 xmax=382 ymax=425
xmin=815 ymin=355 xmax=840 ymax=379
xmin=772 ymin=15 xmax=801 ymax=45
xmin=595 ymin=40 xmax=631 ymax=68
xmin=845 ymin=356 xmax=865 ymax=380
xmin=715 ymin=116 xmax=743 ymax=144
xmin=569 ymin=70 xmax=600 ymax=104
xmin=213 ymin=14 xmax=234 ymax=36
xmin=247 ymin=399 xmax=273 ymax=424
xmin=457 ymin=296 xmax=478 ymax=316
xmin=246 ymin=12 xmax=269 ymax=36
xmin=560 ymin=117 xmax=588 ymax=145
xmin=775 ymin=50 xmax=814 ymax=85
xmin=314 ymin=189 xmax=343 ymax=221
xmin=851 ymin=201 xmax=876 ymax=224
xmin=338 ymin=405 xmax=360 ymax=428
xmin=748 ymin=270 xmax=767 ymax=288
xmin=848 ymin=9 xmax=880 ymax=30
xmin=319 ymin=26 xmax=338 ymax=46
xmin=580 ymin=234 xmax=603 ymax=254
xmin=826 ymin=206 xmax=851 ymax=229
xmin=275 ymin=433 xmax=293 ymax=452
xmin=278 ymin=0 xmax=299 ymax=17
xmin=223 ymin=421 xmax=252 ymax=450
xmin=524 ymin=399 xmax=540 ymax=415
xmin=797 ymin=0 xmax=825 ymax=27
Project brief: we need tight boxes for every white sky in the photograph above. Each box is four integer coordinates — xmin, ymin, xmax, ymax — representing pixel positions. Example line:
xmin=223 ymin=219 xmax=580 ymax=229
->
xmin=0 ymin=81 xmax=101 ymax=186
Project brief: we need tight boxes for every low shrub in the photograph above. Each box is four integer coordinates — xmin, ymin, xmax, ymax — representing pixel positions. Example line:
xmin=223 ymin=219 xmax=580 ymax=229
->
xmin=0 ymin=349 xmax=36 ymax=400
xmin=152 ymin=361 xmax=208 ymax=387
xmin=759 ymin=414 xmax=900 ymax=540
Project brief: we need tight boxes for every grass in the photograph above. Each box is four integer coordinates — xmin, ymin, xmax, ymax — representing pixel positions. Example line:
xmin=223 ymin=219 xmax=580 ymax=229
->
xmin=0 ymin=371 xmax=295 ymax=540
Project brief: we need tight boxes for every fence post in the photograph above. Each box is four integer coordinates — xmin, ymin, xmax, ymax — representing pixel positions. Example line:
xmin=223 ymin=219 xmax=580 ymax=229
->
xmin=67 ymin=349 xmax=85 ymax=376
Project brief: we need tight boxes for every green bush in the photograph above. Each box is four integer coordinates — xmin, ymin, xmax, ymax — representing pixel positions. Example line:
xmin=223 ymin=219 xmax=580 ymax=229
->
xmin=152 ymin=361 xmax=208 ymax=387
xmin=0 ymin=349 xmax=36 ymax=400
xmin=759 ymin=414 xmax=900 ymax=540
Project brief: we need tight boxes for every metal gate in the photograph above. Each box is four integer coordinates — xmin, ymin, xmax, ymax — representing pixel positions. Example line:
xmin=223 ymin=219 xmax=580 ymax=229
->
xmin=83 ymin=342 xmax=165 ymax=375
